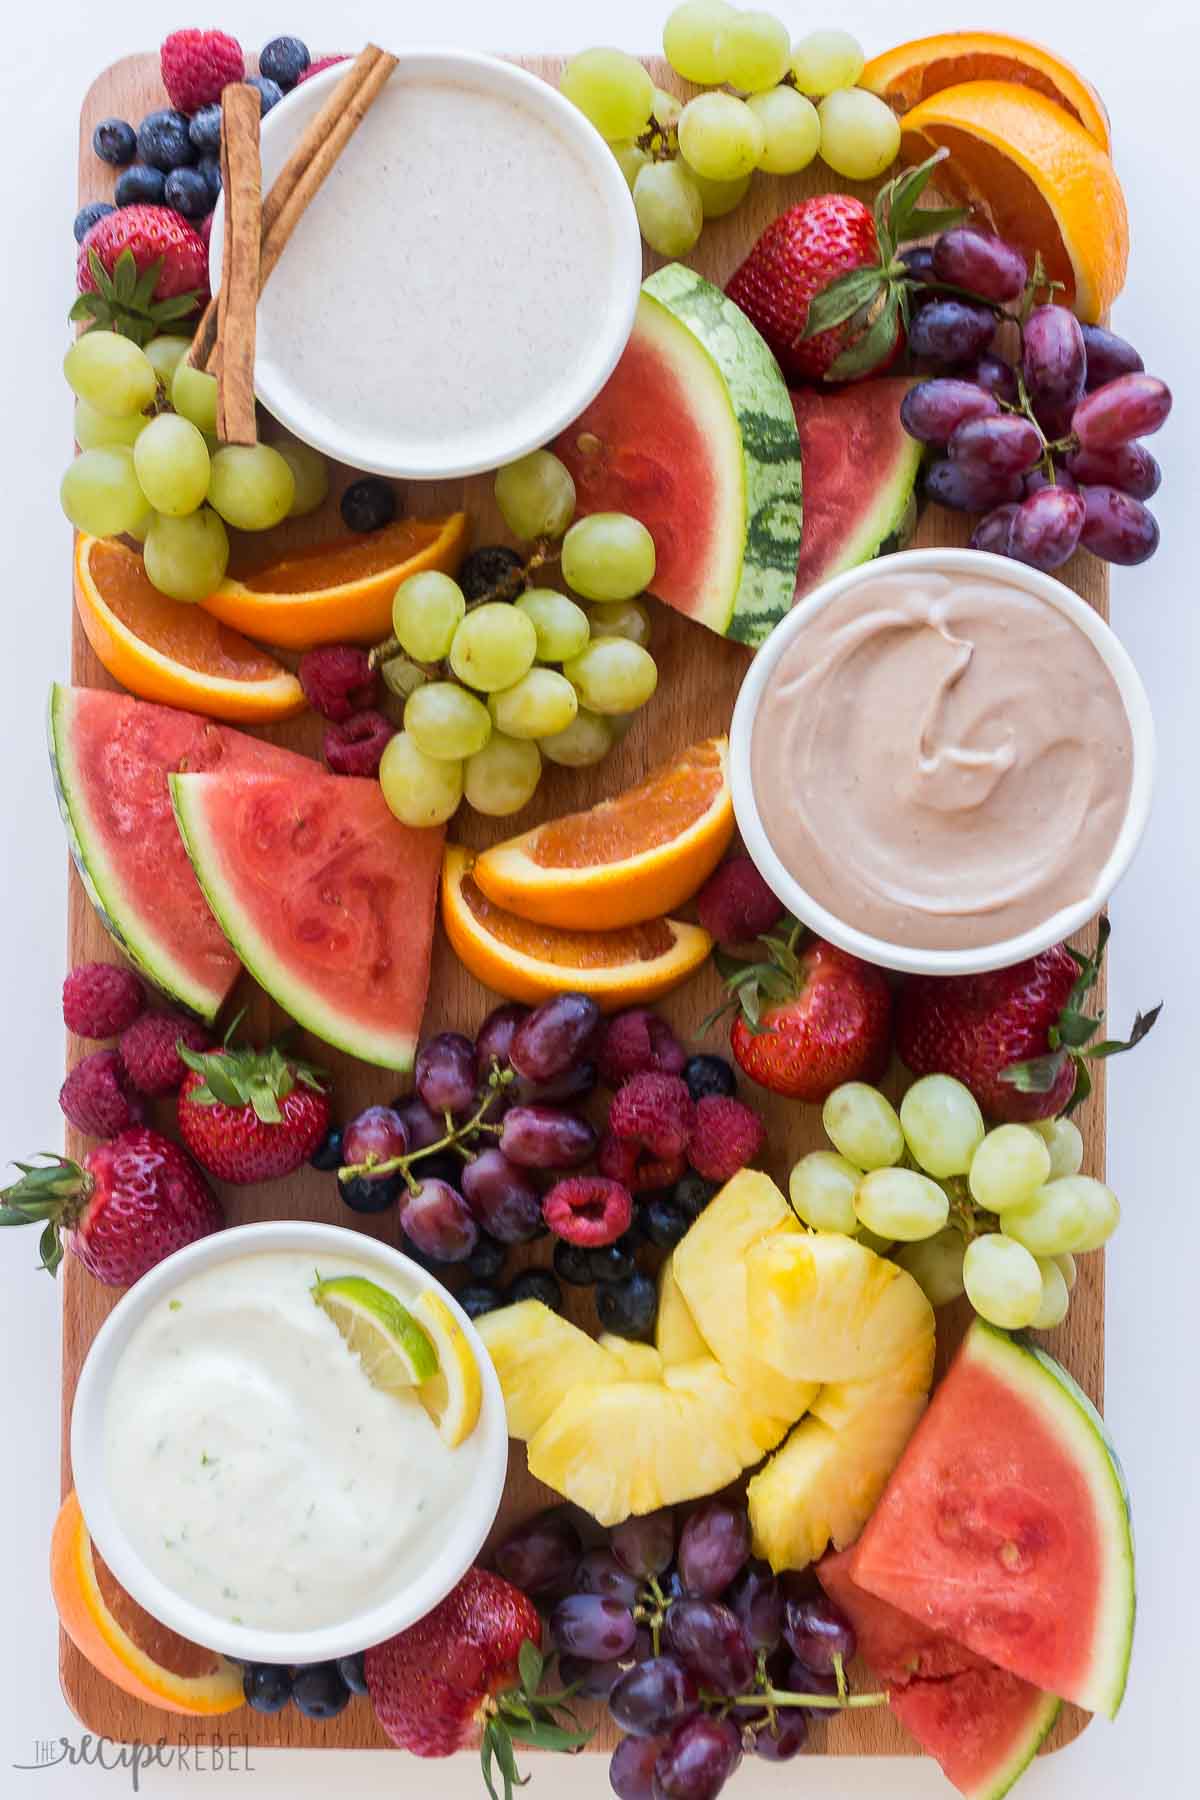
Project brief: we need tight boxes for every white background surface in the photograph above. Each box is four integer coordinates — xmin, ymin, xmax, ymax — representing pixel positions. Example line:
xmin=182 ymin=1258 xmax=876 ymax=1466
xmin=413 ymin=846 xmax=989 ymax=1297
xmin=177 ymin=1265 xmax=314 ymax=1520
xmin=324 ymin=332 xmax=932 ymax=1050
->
xmin=1 ymin=1 xmax=1195 ymax=1795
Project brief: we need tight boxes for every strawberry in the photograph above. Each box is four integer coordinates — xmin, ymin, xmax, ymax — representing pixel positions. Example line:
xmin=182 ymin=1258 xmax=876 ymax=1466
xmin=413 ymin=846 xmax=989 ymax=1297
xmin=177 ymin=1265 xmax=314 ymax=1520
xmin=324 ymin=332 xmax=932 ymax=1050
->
xmin=725 ymin=150 xmax=965 ymax=383
xmin=176 ymin=1037 xmax=330 ymax=1185
xmin=0 ymin=1129 xmax=221 ymax=1286
xmin=365 ymin=1567 xmax=589 ymax=1792
xmin=160 ymin=29 xmax=245 ymax=114
xmin=896 ymin=917 xmax=1160 ymax=1122
xmin=715 ymin=925 xmax=892 ymax=1103
xmin=72 ymin=206 xmax=208 ymax=345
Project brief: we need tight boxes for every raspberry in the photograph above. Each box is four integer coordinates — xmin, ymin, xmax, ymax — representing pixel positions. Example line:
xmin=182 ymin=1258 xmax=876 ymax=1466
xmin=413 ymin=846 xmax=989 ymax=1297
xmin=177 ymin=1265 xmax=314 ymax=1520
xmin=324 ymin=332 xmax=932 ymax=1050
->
xmin=598 ymin=1130 xmax=687 ymax=1195
xmin=299 ymin=645 xmax=380 ymax=721
xmin=543 ymin=1176 xmax=633 ymax=1248
xmin=62 ymin=963 xmax=145 ymax=1039
xmin=608 ymin=1071 xmax=694 ymax=1161
xmin=324 ymin=711 xmax=396 ymax=777
xmin=298 ymin=54 xmax=351 ymax=84
xmin=687 ymin=1095 xmax=766 ymax=1183
xmin=119 ymin=1012 xmax=213 ymax=1097
xmin=59 ymin=1050 xmax=146 ymax=1139
xmin=597 ymin=1008 xmax=686 ymax=1088
xmin=160 ymin=29 xmax=245 ymax=113
xmin=696 ymin=857 xmax=785 ymax=947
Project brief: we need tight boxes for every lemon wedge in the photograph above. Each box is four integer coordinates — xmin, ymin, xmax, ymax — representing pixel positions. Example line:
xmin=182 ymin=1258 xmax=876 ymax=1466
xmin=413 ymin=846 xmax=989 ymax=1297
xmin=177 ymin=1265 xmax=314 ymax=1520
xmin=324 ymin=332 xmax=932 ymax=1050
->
xmin=312 ymin=1274 xmax=438 ymax=1391
xmin=413 ymin=1289 xmax=483 ymax=1448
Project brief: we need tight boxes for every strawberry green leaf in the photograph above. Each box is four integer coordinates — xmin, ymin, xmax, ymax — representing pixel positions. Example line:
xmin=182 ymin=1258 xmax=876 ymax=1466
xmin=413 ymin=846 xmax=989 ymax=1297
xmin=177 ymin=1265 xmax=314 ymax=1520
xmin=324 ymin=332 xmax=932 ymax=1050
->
xmin=800 ymin=267 xmax=883 ymax=341
xmin=825 ymin=291 xmax=900 ymax=382
xmin=998 ymin=1050 xmax=1067 ymax=1095
xmin=40 ymin=1221 xmax=64 ymax=1276
xmin=517 ymin=1639 xmax=543 ymax=1695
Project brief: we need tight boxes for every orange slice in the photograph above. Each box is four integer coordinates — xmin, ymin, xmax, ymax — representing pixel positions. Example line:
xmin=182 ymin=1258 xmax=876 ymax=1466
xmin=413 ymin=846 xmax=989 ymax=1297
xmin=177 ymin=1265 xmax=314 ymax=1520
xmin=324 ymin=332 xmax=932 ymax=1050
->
xmin=74 ymin=536 xmax=305 ymax=723
xmin=473 ymin=737 xmax=734 ymax=930
xmin=861 ymin=31 xmax=1111 ymax=151
xmin=201 ymin=514 xmax=468 ymax=649
xmin=899 ymin=82 xmax=1128 ymax=322
xmin=442 ymin=846 xmax=712 ymax=1009
xmin=50 ymin=1490 xmax=244 ymax=1716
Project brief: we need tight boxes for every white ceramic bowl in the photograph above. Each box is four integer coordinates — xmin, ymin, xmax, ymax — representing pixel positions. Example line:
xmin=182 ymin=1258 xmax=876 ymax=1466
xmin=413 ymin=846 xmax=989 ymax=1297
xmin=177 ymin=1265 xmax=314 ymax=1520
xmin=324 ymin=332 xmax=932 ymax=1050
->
xmin=208 ymin=49 xmax=643 ymax=480
xmin=70 ymin=1220 xmax=509 ymax=1664
xmin=729 ymin=548 xmax=1155 ymax=977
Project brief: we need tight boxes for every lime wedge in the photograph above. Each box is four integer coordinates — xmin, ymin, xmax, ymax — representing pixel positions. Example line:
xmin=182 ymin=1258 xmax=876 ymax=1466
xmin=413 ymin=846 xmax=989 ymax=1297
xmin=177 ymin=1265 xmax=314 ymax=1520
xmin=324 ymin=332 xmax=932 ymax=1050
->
xmin=312 ymin=1274 xmax=439 ymax=1391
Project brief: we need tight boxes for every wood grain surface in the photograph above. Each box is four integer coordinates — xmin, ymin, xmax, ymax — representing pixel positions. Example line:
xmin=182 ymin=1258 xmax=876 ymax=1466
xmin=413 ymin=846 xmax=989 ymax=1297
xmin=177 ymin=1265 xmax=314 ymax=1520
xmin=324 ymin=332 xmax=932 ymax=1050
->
xmin=61 ymin=50 xmax=1108 ymax=1758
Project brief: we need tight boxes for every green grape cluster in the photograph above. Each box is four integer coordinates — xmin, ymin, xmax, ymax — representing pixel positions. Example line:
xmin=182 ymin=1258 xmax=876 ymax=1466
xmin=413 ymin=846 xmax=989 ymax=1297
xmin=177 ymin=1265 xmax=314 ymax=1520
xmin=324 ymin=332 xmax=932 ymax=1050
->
xmin=61 ymin=330 xmax=329 ymax=603
xmin=379 ymin=448 xmax=659 ymax=830
xmin=789 ymin=1075 xmax=1118 ymax=1334
xmin=560 ymin=11 xmax=902 ymax=258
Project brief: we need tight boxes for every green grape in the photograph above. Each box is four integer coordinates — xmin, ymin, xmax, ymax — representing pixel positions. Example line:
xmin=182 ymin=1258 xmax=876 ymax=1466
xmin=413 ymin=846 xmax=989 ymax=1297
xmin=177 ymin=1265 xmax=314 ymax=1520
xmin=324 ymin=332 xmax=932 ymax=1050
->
xmin=132 ymin=413 xmax=211 ymax=517
xmin=790 ymin=29 xmax=865 ymax=96
xmin=1000 ymin=1177 xmax=1117 ymax=1258
xmin=60 ymin=447 xmax=148 ymax=538
xmin=893 ymin=1229 xmax=967 ymax=1308
xmin=495 ymin=449 xmax=576 ymax=542
xmin=612 ymin=139 xmax=651 ymax=190
xmin=143 ymin=334 xmax=192 ymax=386
xmin=633 ymin=160 xmax=704 ymax=257
xmin=818 ymin=89 xmax=901 ymax=181
xmin=379 ymin=655 xmax=428 ymax=701
xmin=515 ymin=589 xmax=591 ymax=663
xmin=683 ymin=163 xmax=753 ymax=218
xmin=1032 ymin=1117 xmax=1084 ymax=1180
xmin=663 ymin=0 xmax=736 ymax=85
xmin=540 ymin=707 xmax=614 ymax=767
xmin=747 ymin=87 xmax=821 ymax=174
xmin=854 ymin=1168 xmax=949 ymax=1242
xmin=588 ymin=599 xmax=651 ymax=647
xmin=404 ymin=681 xmax=492 ymax=760
xmin=63 ymin=331 xmax=157 ymax=418
xmin=73 ymin=398 xmax=148 ymax=451
xmin=713 ymin=10 xmax=791 ymax=93
xmin=142 ymin=506 xmax=229 ymax=603
xmin=207 ymin=444 xmax=295 ymax=531
xmin=124 ymin=503 xmax=154 ymax=543
xmin=788 ymin=1151 xmax=860 ymax=1235
xmin=564 ymin=639 xmax=658 ymax=714
xmin=1032 ymin=1257 xmax=1070 ymax=1330
xmin=393 ymin=571 xmax=466 ymax=662
xmin=275 ymin=440 xmax=329 ymax=516
xmin=561 ymin=48 xmax=655 ymax=141
xmin=171 ymin=362 xmax=219 ymax=434
xmin=1054 ymin=1251 xmax=1078 ymax=1291
xmin=822 ymin=1083 xmax=903 ymax=1170
xmin=968 ymin=1125 xmax=1052 ymax=1214
xmin=464 ymin=733 xmax=542 ymax=817
xmin=899 ymin=1075 xmax=984 ymax=1178
xmin=1055 ymin=1177 xmax=1119 ymax=1253
xmin=379 ymin=731 xmax=463 ymax=827
xmin=678 ymin=93 xmax=765 ymax=181
xmin=962 ymin=1233 xmax=1042 ymax=1330
xmin=561 ymin=512 xmax=656 ymax=601
xmin=489 ymin=668 xmax=578 ymax=740
xmin=650 ymin=86 xmax=682 ymax=129
xmin=855 ymin=1226 xmax=895 ymax=1256
xmin=449 ymin=603 xmax=538 ymax=692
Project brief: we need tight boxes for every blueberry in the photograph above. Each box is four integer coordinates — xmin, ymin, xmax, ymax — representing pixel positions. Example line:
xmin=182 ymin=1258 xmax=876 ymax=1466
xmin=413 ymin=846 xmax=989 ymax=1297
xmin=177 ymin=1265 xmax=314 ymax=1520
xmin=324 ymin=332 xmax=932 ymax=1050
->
xmin=414 ymin=1153 xmax=461 ymax=1187
xmin=243 ymin=1663 xmax=293 ymax=1713
xmin=260 ymin=36 xmax=311 ymax=90
xmin=340 ymin=478 xmax=397 ymax=533
xmin=596 ymin=1270 xmax=657 ymax=1341
xmin=188 ymin=104 xmax=223 ymax=155
xmin=137 ymin=108 xmax=195 ymax=172
xmin=683 ymin=1054 xmax=737 ymax=1103
xmin=466 ymin=1232 xmax=507 ymax=1282
xmin=587 ymin=1237 xmax=638 ymax=1283
xmin=93 ymin=118 xmax=136 ymax=166
xmin=291 ymin=1662 xmax=350 ymax=1720
xmin=246 ymin=75 xmax=285 ymax=115
xmin=459 ymin=544 xmax=526 ymax=603
xmin=554 ymin=1239 xmax=596 ymax=1287
xmin=309 ymin=1125 xmax=343 ymax=1171
xmin=642 ymin=1195 xmax=690 ymax=1250
xmin=673 ymin=1172 xmax=719 ymax=1220
xmin=458 ymin=1282 xmax=504 ymax=1320
xmin=336 ymin=1652 xmax=368 ymax=1697
xmin=164 ymin=167 xmax=211 ymax=220
xmin=339 ymin=1170 xmax=401 ymax=1214
xmin=115 ymin=164 xmax=166 ymax=206
xmin=506 ymin=1269 xmax=563 ymax=1313
xmin=74 ymin=201 xmax=115 ymax=244
xmin=196 ymin=155 xmax=222 ymax=204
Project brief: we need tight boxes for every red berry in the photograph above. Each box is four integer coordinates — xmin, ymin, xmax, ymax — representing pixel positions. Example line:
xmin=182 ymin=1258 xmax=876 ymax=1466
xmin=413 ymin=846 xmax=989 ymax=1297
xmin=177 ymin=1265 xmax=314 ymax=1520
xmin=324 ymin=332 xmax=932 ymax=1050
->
xmin=62 ymin=963 xmax=145 ymax=1039
xmin=543 ymin=1176 xmax=633 ymax=1248
xmin=59 ymin=1050 xmax=146 ymax=1139
xmin=608 ymin=1072 xmax=695 ymax=1162
xmin=160 ymin=29 xmax=245 ymax=113
xmin=696 ymin=858 xmax=785 ymax=947
xmin=299 ymin=645 xmax=380 ymax=721
xmin=597 ymin=1009 xmax=686 ymax=1088
xmin=176 ymin=1045 xmax=331 ymax=1184
xmin=119 ymin=1012 xmax=214 ymax=1097
xmin=597 ymin=1130 xmax=687 ymax=1193
xmin=687 ymin=1096 xmax=766 ymax=1183
xmin=77 ymin=204 xmax=208 ymax=304
xmin=323 ymin=710 xmax=396 ymax=777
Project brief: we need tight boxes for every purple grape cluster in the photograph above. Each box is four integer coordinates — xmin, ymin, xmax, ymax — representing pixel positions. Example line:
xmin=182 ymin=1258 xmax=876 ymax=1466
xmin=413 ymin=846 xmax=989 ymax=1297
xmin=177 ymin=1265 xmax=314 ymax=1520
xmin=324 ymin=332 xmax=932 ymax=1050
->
xmin=898 ymin=225 xmax=1170 ymax=572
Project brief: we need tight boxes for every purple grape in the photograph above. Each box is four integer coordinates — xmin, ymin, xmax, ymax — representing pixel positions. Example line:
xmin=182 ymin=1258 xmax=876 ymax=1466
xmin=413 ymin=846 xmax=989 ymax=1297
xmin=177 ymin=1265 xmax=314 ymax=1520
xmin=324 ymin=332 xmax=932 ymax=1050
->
xmin=968 ymin=352 xmax=1020 ymax=405
xmin=677 ymin=1502 xmax=751 ymax=1600
xmin=726 ymin=1560 xmax=783 ymax=1652
xmin=414 ymin=1032 xmax=477 ymax=1115
xmin=653 ymin=1715 xmax=741 ymax=1800
xmin=610 ymin=1734 xmax=667 ymax=1800
xmin=575 ymin=1547 xmax=642 ymax=1609
xmin=908 ymin=298 xmax=996 ymax=364
xmin=511 ymin=1061 xmax=598 ymax=1106
xmin=751 ymin=1711 xmax=809 ymax=1761
xmin=786 ymin=1660 xmax=840 ymax=1710
xmin=551 ymin=1593 xmax=637 ymax=1661
xmin=1073 ymin=373 xmax=1172 ymax=450
xmin=900 ymin=378 xmax=998 ymax=446
xmin=1067 ymin=441 xmax=1161 ymax=500
xmin=925 ymin=458 xmax=1024 ymax=513
xmin=460 ymin=1147 xmax=543 ymax=1242
xmin=499 ymin=1104 xmax=597 ymax=1170
xmin=949 ymin=414 xmax=1043 ymax=478
xmin=1023 ymin=464 xmax=1078 ymax=497
xmin=559 ymin=1652 xmax=625 ymax=1699
xmin=969 ymin=502 xmax=1020 ymax=555
xmin=509 ymin=993 xmax=601 ymax=1083
xmin=609 ymin=1657 xmax=699 ymax=1739
xmin=1079 ymin=485 xmax=1160 ymax=565
xmin=1080 ymin=323 xmax=1144 ymax=391
xmin=932 ymin=227 xmax=1027 ymax=302
xmin=611 ymin=1509 xmax=675 ymax=1578
xmin=474 ymin=1002 xmax=530 ymax=1081
xmin=1008 ymin=487 xmax=1086 ymax=571
xmin=341 ymin=1105 xmax=408 ymax=1168
xmin=392 ymin=1096 xmax=442 ymax=1152
xmin=663 ymin=1600 xmax=755 ymax=1695
xmin=898 ymin=243 xmax=936 ymax=285
xmin=400 ymin=1178 xmax=478 ymax=1262
xmin=493 ymin=1511 xmax=582 ymax=1594
xmin=783 ymin=1592 xmax=856 ymax=1676
xmin=1021 ymin=304 xmax=1086 ymax=419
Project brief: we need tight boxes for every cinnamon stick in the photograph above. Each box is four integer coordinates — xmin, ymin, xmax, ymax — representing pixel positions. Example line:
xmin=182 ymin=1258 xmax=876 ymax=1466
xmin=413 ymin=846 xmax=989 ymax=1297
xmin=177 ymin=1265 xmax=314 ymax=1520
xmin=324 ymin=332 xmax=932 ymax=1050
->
xmin=214 ymin=83 xmax=262 ymax=446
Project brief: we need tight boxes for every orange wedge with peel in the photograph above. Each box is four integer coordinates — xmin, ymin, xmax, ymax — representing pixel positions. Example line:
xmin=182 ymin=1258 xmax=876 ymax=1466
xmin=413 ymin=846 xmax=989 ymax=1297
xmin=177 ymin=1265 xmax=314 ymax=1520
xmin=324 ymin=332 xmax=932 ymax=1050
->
xmin=861 ymin=31 xmax=1111 ymax=152
xmin=50 ymin=1490 xmax=244 ymax=1716
xmin=201 ymin=514 xmax=468 ymax=649
xmin=472 ymin=737 xmax=734 ymax=930
xmin=899 ymin=82 xmax=1128 ymax=322
xmin=74 ymin=535 xmax=305 ymax=723
xmin=442 ymin=846 xmax=712 ymax=1009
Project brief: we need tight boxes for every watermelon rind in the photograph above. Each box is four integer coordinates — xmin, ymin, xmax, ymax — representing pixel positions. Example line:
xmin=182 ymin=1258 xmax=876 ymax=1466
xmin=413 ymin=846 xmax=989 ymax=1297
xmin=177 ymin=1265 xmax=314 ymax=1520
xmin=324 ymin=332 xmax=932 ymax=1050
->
xmin=964 ymin=1687 xmax=1062 ymax=1800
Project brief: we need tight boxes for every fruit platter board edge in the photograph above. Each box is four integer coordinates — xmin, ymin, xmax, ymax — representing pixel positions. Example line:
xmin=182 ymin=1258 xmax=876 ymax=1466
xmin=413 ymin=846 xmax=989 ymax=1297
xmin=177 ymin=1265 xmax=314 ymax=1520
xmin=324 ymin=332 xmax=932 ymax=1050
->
xmin=59 ymin=49 xmax=1108 ymax=1755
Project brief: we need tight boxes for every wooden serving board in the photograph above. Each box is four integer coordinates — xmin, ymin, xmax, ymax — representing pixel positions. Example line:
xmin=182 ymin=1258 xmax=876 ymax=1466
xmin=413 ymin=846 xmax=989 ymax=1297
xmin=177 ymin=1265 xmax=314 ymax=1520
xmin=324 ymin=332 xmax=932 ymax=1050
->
xmin=62 ymin=51 xmax=1109 ymax=1757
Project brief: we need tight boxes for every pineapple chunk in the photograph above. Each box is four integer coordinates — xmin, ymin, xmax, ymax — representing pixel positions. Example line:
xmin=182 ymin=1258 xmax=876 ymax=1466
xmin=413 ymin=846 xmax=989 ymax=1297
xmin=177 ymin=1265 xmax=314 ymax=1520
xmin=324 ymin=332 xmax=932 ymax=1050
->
xmin=599 ymin=1336 xmax=663 ymax=1381
xmin=656 ymin=1255 xmax=709 ymax=1364
xmin=664 ymin=1358 xmax=791 ymax=1466
xmin=745 ymin=1232 xmax=934 ymax=1383
xmin=476 ymin=1301 xmax=627 ymax=1439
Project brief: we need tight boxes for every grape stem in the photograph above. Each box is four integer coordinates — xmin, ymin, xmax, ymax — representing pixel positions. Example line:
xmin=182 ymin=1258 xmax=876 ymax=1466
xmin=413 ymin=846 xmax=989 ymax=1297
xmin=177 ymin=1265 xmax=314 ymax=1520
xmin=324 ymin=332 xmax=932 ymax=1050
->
xmin=710 ymin=1686 xmax=888 ymax=1712
xmin=633 ymin=1573 xmax=671 ymax=1656
xmin=337 ymin=1071 xmax=513 ymax=1194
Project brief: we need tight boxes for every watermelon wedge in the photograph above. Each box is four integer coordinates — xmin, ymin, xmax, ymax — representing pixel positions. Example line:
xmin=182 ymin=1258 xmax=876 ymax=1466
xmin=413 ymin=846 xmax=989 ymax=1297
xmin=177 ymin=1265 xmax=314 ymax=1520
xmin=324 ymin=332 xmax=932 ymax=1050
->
xmin=818 ymin=1548 xmax=1060 ymax=1800
xmin=48 ymin=684 xmax=314 ymax=1022
xmin=852 ymin=1321 xmax=1135 ymax=1720
xmin=170 ymin=769 xmax=443 ymax=1070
